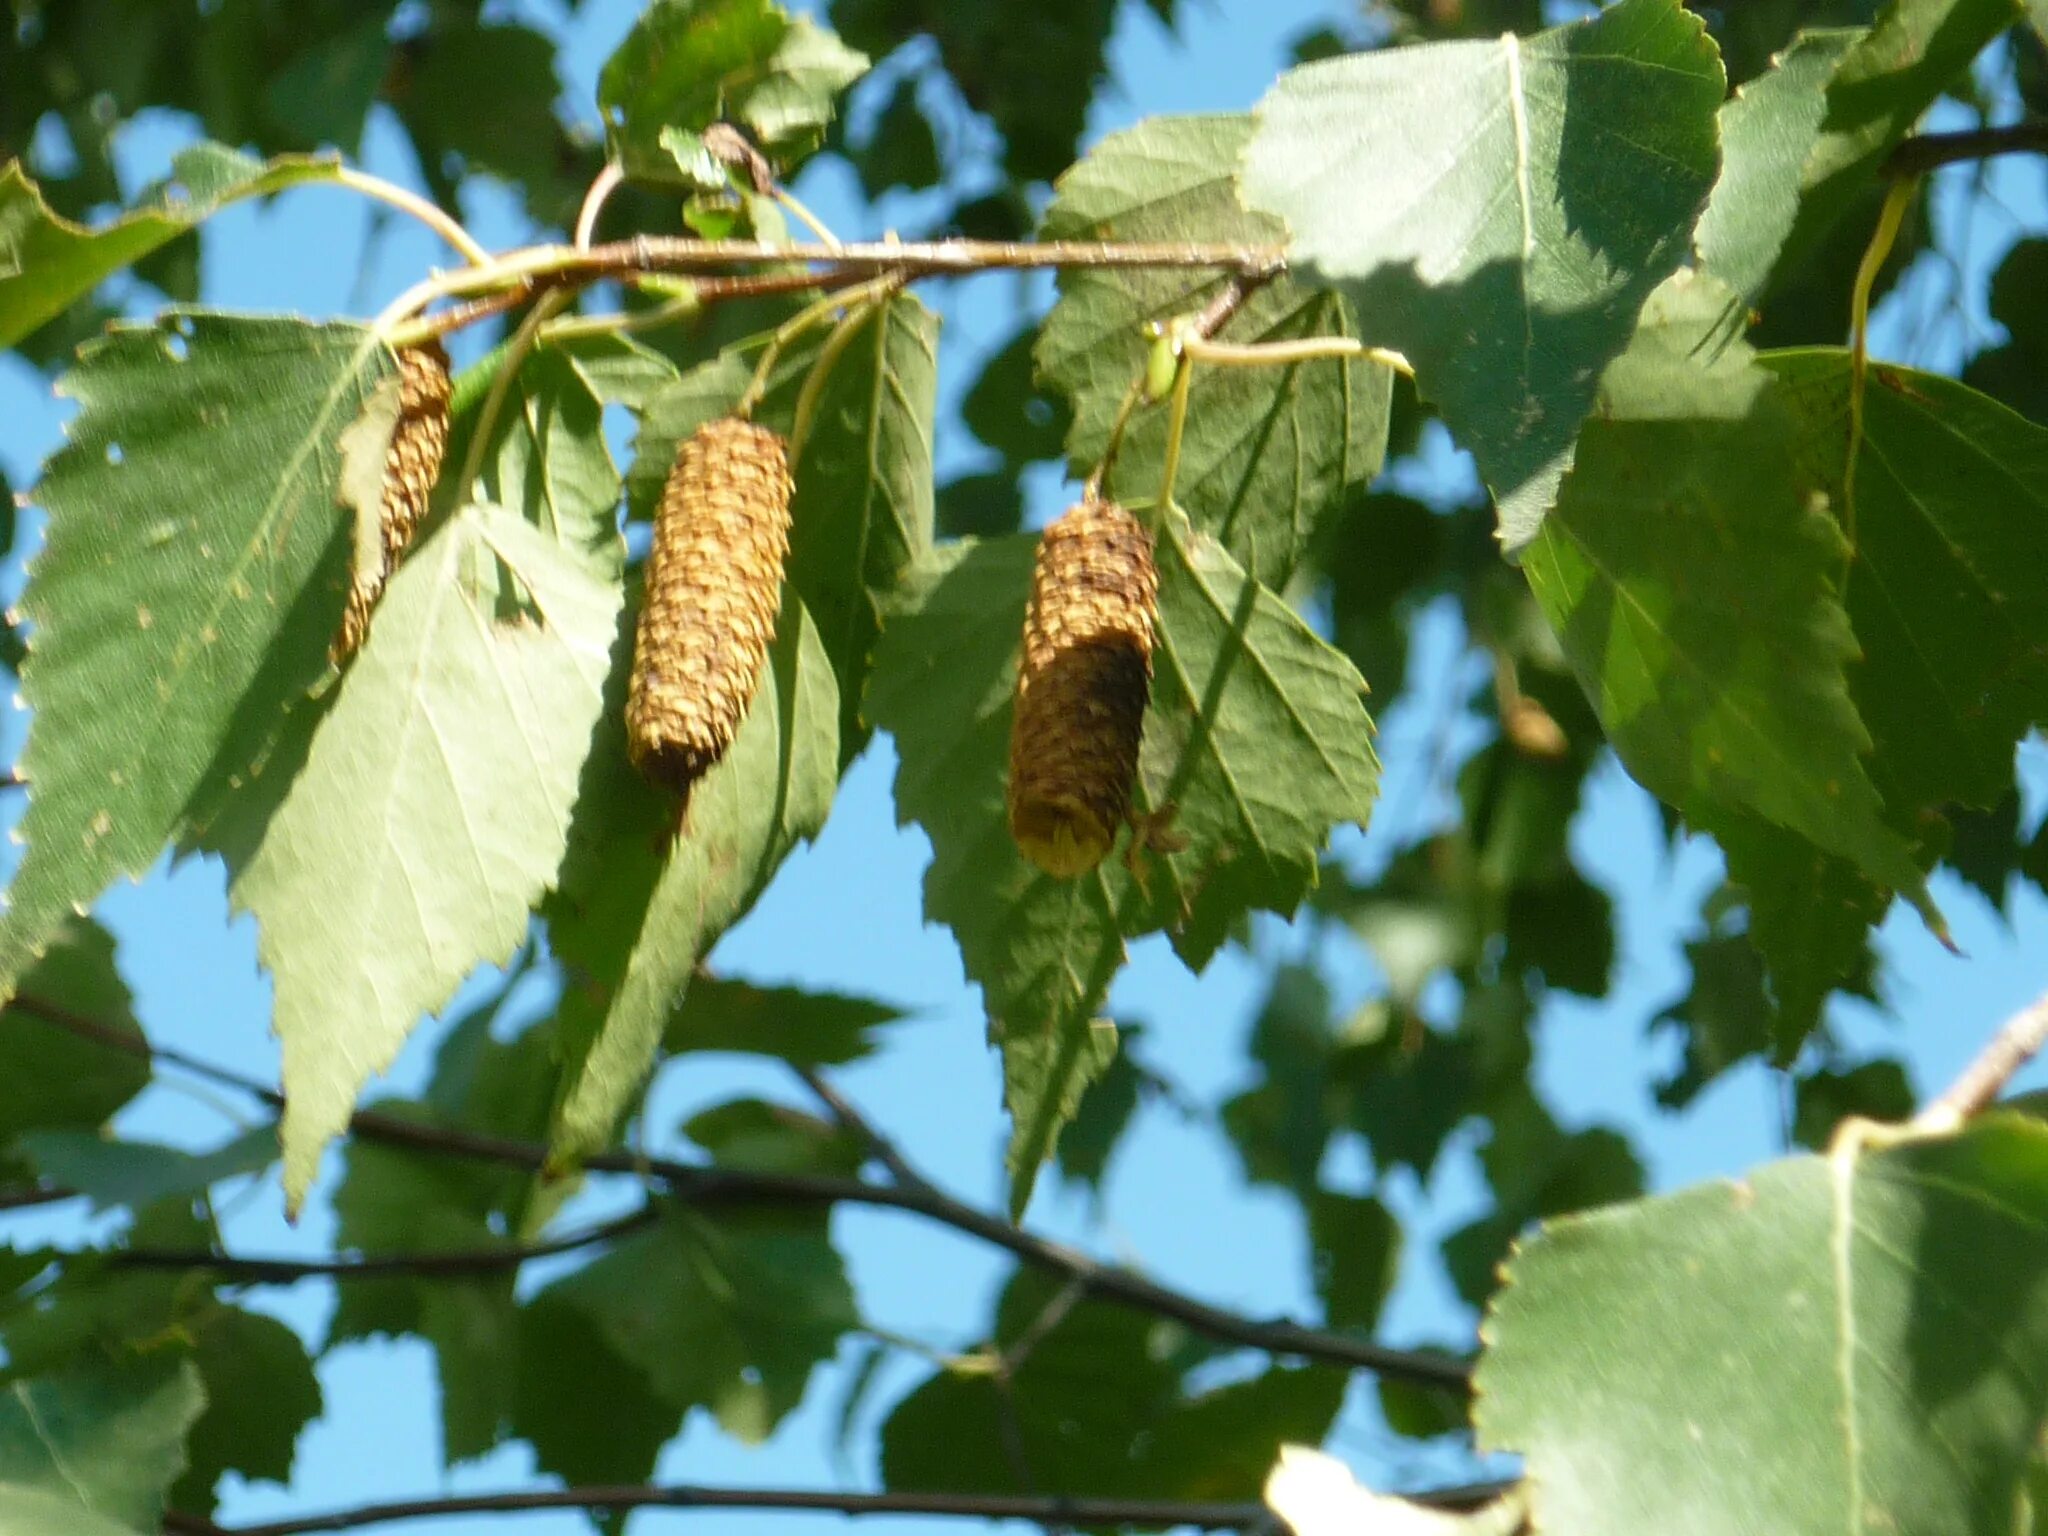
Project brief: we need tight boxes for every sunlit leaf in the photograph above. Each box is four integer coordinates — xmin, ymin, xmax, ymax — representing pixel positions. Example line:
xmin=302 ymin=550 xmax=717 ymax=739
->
xmin=0 ymin=146 xmax=339 ymax=349
xmin=1242 ymin=0 xmax=1723 ymax=548
xmin=1477 ymin=1115 xmax=2048 ymax=1536
xmin=235 ymin=505 xmax=621 ymax=1208
xmin=1 ymin=316 xmax=385 ymax=1002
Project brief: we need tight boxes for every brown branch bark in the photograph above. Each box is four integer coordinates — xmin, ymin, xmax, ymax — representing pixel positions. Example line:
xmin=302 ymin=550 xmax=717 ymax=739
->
xmin=161 ymin=1474 xmax=1516 ymax=1535
xmin=109 ymin=1209 xmax=655 ymax=1284
xmin=1915 ymin=985 xmax=2048 ymax=1130
xmin=1883 ymin=120 xmax=2048 ymax=178
xmin=578 ymin=235 xmax=1285 ymax=281
xmin=6 ymin=996 xmax=1471 ymax=1390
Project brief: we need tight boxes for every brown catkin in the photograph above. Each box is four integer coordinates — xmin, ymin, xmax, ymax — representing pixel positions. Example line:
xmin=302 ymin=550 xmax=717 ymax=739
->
xmin=625 ymin=417 xmax=794 ymax=796
xmin=336 ymin=339 xmax=453 ymax=660
xmin=1007 ymin=498 xmax=1158 ymax=878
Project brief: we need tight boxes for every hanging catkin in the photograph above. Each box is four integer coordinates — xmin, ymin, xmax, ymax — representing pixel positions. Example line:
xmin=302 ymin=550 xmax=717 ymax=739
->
xmin=625 ymin=418 xmax=793 ymax=797
xmin=1006 ymin=498 xmax=1158 ymax=878
xmin=336 ymin=339 xmax=452 ymax=660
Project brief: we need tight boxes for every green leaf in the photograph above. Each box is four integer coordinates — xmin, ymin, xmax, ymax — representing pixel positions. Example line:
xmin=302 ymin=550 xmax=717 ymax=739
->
xmin=397 ymin=22 xmax=567 ymax=195
xmin=1651 ymin=924 xmax=1775 ymax=1109
xmin=235 ymin=504 xmax=623 ymax=1209
xmin=1780 ymin=0 xmax=2023 ymax=273
xmin=1476 ymin=1115 xmax=2048 ymax=1536
xmin=261 ymin=18 xmax=390 ymax=153
xmin=785 ymin=295 xmax=939 ymax=753
xmin=683 ymin=1098 xmax=866 ymax=1174
xmin=882 ymin=1269 xmax=1344 ymax=1498
xmin=623 ymin=296 xmax=937 ymax=755
xmin=662 ymin=976 xmax=902 ymax=1063
xmin=1714 ymin=812 xmax=1886 ymax=1059
xmin=1694 ymin=28 xmax=1865 ymax=303
xmin=1036 ymin=114 xmax=1393 ymax=586
xmin=327 ymin=1005 xmax=562 ymax=1460
xmin=1763 ymin=352 xmax=2048 ymax=812
xmin=0 ymin=316 xmax=384 ymax=1000
xmin=0 ymin=1358 xmax=203 ymax=1532
xmin=598 ymin=0 xmax=868 ymax=182
xmin=481 ymin=345 xmax=630 ymax=565
xmin=18 ymin=1129 xmax=274 ymax=1216
xmin=0 ymin=147 xmax=339 ymax=349
xmin=829 ymin=0 xmax=1115 ymax=181
xmin=1221 ymin=966 xmax=1347 ymax=1194
xmin=866 ymin=526 xmax=1376 ymax=1212
xmin=1443 ymin=1089 xmax=1642 ymax=1308
xmin=1522 ymin=270 xmax=1928 ymax=903
xmin=1242 ymin=0 xmax=1724 ymax=549
xmin=512 ymin=1293 xmax=674 ymax=1489
xmin=0 ymin=918 xmax=147 ymax=1141
xmin=547 ymin=592 xmax=839 ymax=1163
xmin=1308 ymin=1191 xmax=1401 ymax=1332
xmin=1792 ymin=1058 xmax=1915 ymax=1149
xmin=1001 ymin=1018 xmax=1118 ymax=1218
xmin=521 ymin=1206 xmax=855 ymax=1443
xmin=854 ymin=77 xmax=942 ymax=196
xmin=173 ymin=1308 xmax=321 ymax=1511
xmin=1057 ymin=1027 xmax=1147 ymax=1192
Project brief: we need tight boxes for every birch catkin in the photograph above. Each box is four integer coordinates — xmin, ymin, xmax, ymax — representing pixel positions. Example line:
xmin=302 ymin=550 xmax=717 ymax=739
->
xmin=1007 ymin=498 xmax=1158 ymax=878
xmin=336 ymin=339 xmax=452 ymax=660
xmin=625 ymin=418 xmax=793 ymax=797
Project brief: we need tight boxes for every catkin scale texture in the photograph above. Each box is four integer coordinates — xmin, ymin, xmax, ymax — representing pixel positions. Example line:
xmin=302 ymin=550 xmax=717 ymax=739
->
xmin=1007 ymin=499 xmax=1158 ymax=878
xmin=336 ymin=339 xmax=453 ymax=660
xmin=626 ymin=418 xmax=793 ymax=796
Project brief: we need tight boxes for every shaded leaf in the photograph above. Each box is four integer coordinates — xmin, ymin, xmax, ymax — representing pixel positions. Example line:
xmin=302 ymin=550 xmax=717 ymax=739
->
xmin=663 ymin=975 xmax=902 ymax=1063
xmin=1779 ymin=0 xmax=2023 ymax=274
xmin=547 ymin=593 xmax=839 ymax=1163
xmin=883 ymin=1269 xmax=1344 ymax=1499
xmin=19 ymin=1129 xmax=274 ymax=1216
xmin=1524 ymin=271 xmax=1928 ymax=905
xmin=523 ymin=1206 xmax=855 ymax=1443
xmin=598 ymin=0 xmax=867 ymax=182
xmin=867 ymin=525 xmax=1375 ymax=1212
xmin=830 ymin=0 xmax=1117 ymax=180
xmin=0 ymin=1358 xmax=202 ymax=1532
xmin=1308 ymin=1191 xmax=1400 ymax=1332
xmin=1694 ymin=29 xmax=1864 ymax=303
xmin=1792 ymin=1058 xmax=1915 ymax=1149
xmin=1037 ymin=114 xmax=1392 ymax=586
xmin=1763 ymin=352 xmax=2048 ymax=812
xmin=0 ymin=918 xmax=147 ymax=1142
xmin=173 ymin=1308 xmax=321 ymax=1512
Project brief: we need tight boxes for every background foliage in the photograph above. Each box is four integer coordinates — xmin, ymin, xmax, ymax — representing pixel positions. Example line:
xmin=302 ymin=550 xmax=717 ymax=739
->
xmin=1 ymin=0 xmax=2046 ymax=1533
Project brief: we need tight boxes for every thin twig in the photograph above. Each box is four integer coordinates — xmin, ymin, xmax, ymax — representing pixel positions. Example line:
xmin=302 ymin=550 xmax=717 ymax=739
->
xmin=108 ymin=1207 xmax=655 ymax=1284
xmin=574 ymin=163 xmax=626 ymax=252
xmin=1882 ymin=120 xmax=2048 ymax=179
xmin=0 ymin=1184 xmax=77 ymax=1211
xmin=159 ymin=1476 xmax=1515 ymax=1536
xmin=376 ymin=236 xmax=1286 ymax=330
xmin=332 ymin=167 xmax=491 ymax=266
xmin=4 ymin=1001 xmax=1470 ymax=1390
xmin=1915 ymin=986 xmax=2048 ymax=1131
xmin=796 ymin=1068 xmax=932 ymax=1195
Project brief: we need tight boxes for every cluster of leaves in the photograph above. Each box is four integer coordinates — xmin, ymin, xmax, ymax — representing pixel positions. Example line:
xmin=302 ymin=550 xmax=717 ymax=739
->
xmin=0 ymin=0 xmax=2047 ymax=1532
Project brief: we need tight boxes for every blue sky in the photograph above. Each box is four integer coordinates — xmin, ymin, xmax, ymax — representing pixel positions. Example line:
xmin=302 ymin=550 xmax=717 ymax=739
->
xmin=1 ymin=1 xmax=2046 ymax=1532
